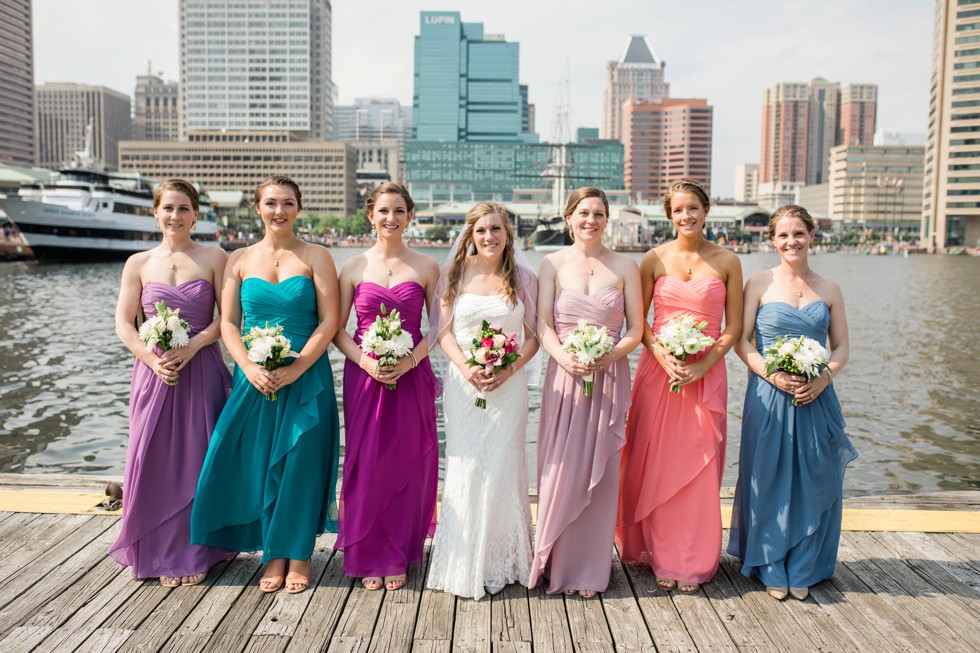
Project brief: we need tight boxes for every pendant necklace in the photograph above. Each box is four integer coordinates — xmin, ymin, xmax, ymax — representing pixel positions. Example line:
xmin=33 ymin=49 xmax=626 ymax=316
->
xmin=587 ymin=249 xmax=604 ymax=276
xmin=686 ymin=267 xmax=692 ymax=275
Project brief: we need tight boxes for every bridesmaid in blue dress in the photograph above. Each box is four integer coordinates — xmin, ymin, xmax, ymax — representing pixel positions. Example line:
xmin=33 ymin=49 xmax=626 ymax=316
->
xmin=191 ymin=176 xmax=342 ymax=594
xmin=728 ymin=204 xmax=856 ymax=601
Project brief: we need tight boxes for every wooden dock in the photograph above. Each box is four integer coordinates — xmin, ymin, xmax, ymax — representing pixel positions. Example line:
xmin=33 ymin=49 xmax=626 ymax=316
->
xmin=0 ymin=475 xmax=978 ymax=652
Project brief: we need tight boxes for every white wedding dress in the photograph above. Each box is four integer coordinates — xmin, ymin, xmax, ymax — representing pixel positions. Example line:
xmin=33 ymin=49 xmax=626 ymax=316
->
xmin=427 ymin=293 xmax=534 ymax=600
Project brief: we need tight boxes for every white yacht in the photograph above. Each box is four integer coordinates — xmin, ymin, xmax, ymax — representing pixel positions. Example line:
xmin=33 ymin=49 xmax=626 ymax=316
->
xmin=0 ymin=130 xmax=218 ymax=262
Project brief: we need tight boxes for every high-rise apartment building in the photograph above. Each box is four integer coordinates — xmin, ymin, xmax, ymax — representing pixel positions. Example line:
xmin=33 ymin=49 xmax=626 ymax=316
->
xmin=760 ymin=78 xmax=878 ymax=187
xmin=413 ymin=11 xmax=527 ymax=143
xmin=923 ymin=0 xmax=980 ymax=250
xmin=0 ymin=0 xmax=35 ymax=166
xmin=622 ymin=98 xmax=713 ymax=202
xmin=602 ymin=36 xmax=668 ymax=141
xmin=830 ymin=144 xmax=924 ymax=236
xmin=133 ymin=66 xmax=179 ymax=141
xmin=840 ymin=83 xmax=878 ymax=147
xmin=36 ymin=83 xmax=132 ymax=170
xmin=735 ymin=163 xmax=759 ymax=203
xmin=179 ymin=0 xmax=332 ymax=139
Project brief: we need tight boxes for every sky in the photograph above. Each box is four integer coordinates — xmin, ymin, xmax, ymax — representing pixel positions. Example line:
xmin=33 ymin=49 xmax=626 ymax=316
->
xmin=33 ymin=0 xmax=932 ymax=197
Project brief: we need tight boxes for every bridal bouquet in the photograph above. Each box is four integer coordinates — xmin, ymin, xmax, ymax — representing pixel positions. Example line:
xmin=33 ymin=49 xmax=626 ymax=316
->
xmin=138 ymin=300 xmax=191 ymax=385
xmin=464 ymin=320 xmax=521 ymax=408
xmin=360 ymin=303 xmax=415 ymax=390
xmin=656 ymin=315 xmax=716 ymax=393
xmin=562 ymin=319 xmax=615 ymax=397
xmin=242 ymin=322 xmax=300 ymax=400
xmin=763 ymin=335 xmax=830 ymax=405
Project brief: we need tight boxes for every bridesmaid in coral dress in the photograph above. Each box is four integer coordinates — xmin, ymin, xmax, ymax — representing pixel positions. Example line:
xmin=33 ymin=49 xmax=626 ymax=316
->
xmin=617 ymin=178 xmax=743 ymax=595
xmin=530 ymin=187 xmax=643 ymax=598
xmin=333 ymin=183 xmax=441 ymax=592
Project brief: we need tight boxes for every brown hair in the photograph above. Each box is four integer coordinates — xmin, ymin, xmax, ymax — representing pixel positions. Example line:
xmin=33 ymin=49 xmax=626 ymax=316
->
xmin=153 ymin=179 xmax=199 ymax=212
xmin=366 ymin=182 xmax=415 ymax=215
xmin=563 ymin=187 xmax=609 ymax=242
xmin=663 ymin=177 xmax=710 ymax=216
xmin=254 ymin=175 xmax=303 ymax=210
xmin=443 ymin=202 xmax=520 ymax=309
xmin=768 ymin=204 xmax=816 ymax=240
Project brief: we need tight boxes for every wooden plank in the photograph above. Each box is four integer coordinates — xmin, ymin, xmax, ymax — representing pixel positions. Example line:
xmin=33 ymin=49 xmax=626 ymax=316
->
xmin=0 ymin=512 xmax=41 ymax=548
xmin=563 ymin=585 xmax=612 ymax=651
xmin=490 ymin=582 xmax=532 ymax=645
xmin=0 ymin=489 xmax=113 ymax=514
xmin=412 ymin=543 xmax=455 ymax=647
xmin=804 ymin=574 xmax=896 ymax=652
xmin=890 ymin=531 xmax=980 ymax=600
xmin=287 ymin=539 xmax=355 ymax=653
xmin=833 ymin=533 xmax=959 ymax=651
xmin=0 ymin=518 xmax=120 ymax=637
xmin=155 ymin=552 xmax=262 ymax=653
xmin=699 ymin=554 xmax=777 ymax=652
xmin=492 ymin=643 xmax=532 ymax=653
xmin=191 ymin=556 xmax=278 ymax=653
xmin=451 ymin=584 xmax=491 ymax=653
xmin=0 ymin=472 xmax=121 ymax=492
xmin=526 ymin=584 xmax=573 ymax=653
xmin=855 ymin=533 xmax=980 ymax=643
xmin=324 ymin=559 xmax=386 ymax=653
xmin=0 ymin=513 xmax=95 ymax=586
xmin=600 ymin=553 xmax=654 ymax=652
xmin=367 ymin=557 xmax=427 ymax=653
xmin=410 ymin=642 xmax=451 ymax=653
xmin=621 ymin=559 xmax=697 ymax=653
xmin=74 ymin=629 xmax=134 ymax=653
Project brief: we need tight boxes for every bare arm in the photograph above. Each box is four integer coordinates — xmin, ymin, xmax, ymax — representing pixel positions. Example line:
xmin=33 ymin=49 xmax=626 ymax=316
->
xmin=600 ymin=256 xmax=643 ymax=365
xmin=736 ymin=272 xmax=805 ymax=396
xmin=795 ymin=280 xmax=848 ymax=404
xmin=114 ymin=254 xmax=177 ymax=384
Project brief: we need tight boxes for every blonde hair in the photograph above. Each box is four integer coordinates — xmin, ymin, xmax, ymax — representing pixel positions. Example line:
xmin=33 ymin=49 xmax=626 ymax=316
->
xmin=442 ymin=201 xmax=520 ymax=309
xmin=254 ymin=175 xmax=302 ymax=210
xmin=153 ymin=179 xmax=199 ymax=212
xmin=366 ymin=182 xmax=415 ymax=215
xmin=663 ymin=177 xmax=710 ymax=216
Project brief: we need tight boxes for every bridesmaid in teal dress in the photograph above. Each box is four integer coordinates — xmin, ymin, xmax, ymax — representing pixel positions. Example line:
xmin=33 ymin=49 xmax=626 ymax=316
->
xmin=191 ymin=176 xmax=342 ymax=594
xmin=728 ymin=205 xmax=856 ymax=602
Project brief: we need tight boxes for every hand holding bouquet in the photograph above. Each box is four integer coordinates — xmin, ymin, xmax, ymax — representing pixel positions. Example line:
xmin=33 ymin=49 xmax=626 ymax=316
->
xmin=655 ymin=314 xmax=716 ymax=393
xmin=242 ymin=322 xmax=300 ymax=400
xmin=138 ymin=300 xmax=191 ymax=385
xmin=763 ymin=335 xmax=830 ymax=405
xmin=562 ymin=319 xmax=615 ymax=396
xmin=464 ymin=320 xmax=521 ymax=408
xmin=359 ymin=303 xmax=415 ymax=390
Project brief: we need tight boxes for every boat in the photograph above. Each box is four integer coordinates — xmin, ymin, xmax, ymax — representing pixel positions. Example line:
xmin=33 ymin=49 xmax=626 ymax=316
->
xmin=530 ymin=215 xmax=572 ymax=251
xmin=0 ymin=127 xmax=218 ymax=262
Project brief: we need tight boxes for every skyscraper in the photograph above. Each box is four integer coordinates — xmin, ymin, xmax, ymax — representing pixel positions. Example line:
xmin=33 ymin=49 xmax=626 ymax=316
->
xmin=133 ymin=66 xmax=179 ymax=141
xmin=179 ymin=0 xmax=332 ymax=139
xmin=922 ymin=0 xmax=980 ymax=251
xmin=759 ymin=78 xmax=878 ymax=193
xmin=413 ymin=11 xmax=525 ymax=143
xmin=602 ymin=36 xmax=668 ymax=141
xmin=622 ymin=98 xmax=713 ymax=202
xmin=0 ymin=0 xmax=35 ymax=166
xmin=36 ymin=83 xmax=132 ymax=170
xmin=333 ymin=98 xmax=412 ymax=143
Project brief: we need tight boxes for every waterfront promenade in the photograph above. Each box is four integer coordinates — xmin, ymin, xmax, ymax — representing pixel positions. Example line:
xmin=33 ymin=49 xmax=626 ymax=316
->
xmin=0 ymin=474 xmax=977 ymax=652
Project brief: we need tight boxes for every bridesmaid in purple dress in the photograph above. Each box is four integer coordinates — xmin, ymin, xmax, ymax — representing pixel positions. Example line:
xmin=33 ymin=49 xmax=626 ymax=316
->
xmin=110 ymin=179 xmax=233 ymax=587
xmin=333 ymin=183 xmax=441 ymax=592
xmin=531 ymin=187 xmax=644 ymax=597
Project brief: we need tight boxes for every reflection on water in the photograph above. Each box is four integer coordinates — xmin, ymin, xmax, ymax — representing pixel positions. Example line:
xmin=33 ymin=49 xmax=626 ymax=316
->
xmin=0 ymin=251 xmax=977 ymax=492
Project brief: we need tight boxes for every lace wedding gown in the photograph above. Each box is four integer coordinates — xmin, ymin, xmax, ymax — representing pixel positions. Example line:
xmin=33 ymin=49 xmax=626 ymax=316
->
xmin=427 ymin=293 xmax=534 ymax=599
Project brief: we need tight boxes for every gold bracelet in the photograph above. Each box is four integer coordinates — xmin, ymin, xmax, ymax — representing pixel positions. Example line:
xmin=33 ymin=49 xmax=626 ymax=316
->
xmin=408 ymin=351 xmax=418 ymax=368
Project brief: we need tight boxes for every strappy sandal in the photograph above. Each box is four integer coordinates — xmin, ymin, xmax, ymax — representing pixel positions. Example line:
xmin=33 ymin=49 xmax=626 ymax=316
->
xmin=259 ymin=575 xmax=284 ymax=592
xmin=678 ymin=582 xmax=700 ymax=595
xmin=656 ymin=578 xmax=677 ymax=591
xmin=160 ymin=576 xmax=181 ymax=588
xmin=182 ymin=572 xmax=207 ymax=587
xmin=384 ymin=574 xmax=407 ymax=591
xmin=362 ymin=577 xmax=383 ymax=591
xmin=578 ymin=589 xmax=598 ymax=598
xmin=285 ymin=573 xmax=309 ymax=594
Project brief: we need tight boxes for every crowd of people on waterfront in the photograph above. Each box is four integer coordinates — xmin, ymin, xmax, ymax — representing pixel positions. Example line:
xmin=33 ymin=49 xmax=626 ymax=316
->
xmin=111 ymin=174 xmax=854 ymax=603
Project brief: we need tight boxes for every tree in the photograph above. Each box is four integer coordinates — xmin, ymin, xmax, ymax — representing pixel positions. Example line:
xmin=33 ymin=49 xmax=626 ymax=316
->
xmin=423 ymin=225 xmax=451 ymax=242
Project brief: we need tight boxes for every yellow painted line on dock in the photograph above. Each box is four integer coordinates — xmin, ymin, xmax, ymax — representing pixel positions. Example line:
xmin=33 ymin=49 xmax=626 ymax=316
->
xmin=1 ymin=491 xmax=979 ymax=533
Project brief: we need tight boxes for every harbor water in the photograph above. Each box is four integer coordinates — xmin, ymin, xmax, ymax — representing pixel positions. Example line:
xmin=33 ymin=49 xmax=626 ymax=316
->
xmin=0 ymin=250 xmax=977 ymax=493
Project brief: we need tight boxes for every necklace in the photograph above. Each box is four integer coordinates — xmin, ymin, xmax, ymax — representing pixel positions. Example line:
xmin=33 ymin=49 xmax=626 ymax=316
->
xmin=686 ymin=267 xmax=693 ymax=275
xmin=382 ymin=259 xmax=394 ymax=276
xmin=585 ymin=248 xmax=604 ymax=276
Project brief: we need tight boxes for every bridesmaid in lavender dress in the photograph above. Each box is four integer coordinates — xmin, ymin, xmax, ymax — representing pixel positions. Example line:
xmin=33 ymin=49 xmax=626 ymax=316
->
xmin=110 ymin=179 xmax=233 ymax=587
xmin=333 ymin=183 xmax=441 ymax=592
xmin=531 ymin=187 xmax=644 ymax=597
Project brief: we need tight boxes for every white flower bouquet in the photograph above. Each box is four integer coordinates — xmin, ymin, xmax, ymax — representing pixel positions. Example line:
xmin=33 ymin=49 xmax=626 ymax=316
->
xmin=464 ymin=319 xmax=521 ymax=408
xmin=655 ymin=314 xmax=716 ymax=393
xmin=242 ymin=322 xmax=300 ymax=400
xmin=359 ymin=303 xmax=415 ymax=390
xmin=562 ymin=319 xmax=615 ymax=397
xmin=763 ymin=335 xmax=831 ymax=406
xmin=137 ymin=300 xmax=190 ymax=386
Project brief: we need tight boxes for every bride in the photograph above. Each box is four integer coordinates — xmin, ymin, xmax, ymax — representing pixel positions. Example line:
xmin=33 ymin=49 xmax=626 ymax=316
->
xmin=426 ymin=201 xmax=540 ymax=600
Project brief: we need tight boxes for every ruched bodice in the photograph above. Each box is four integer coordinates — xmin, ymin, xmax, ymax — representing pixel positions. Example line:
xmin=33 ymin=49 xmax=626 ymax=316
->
xmin=242 ymin=276 xmax=318 ymax=351
xmin=651 ymin=276 xmax=725 ymax=339
xmin=554 ymin=287 xmax=625 ymax=344
xmin=755 ymin=301 xmax=830 ymax=351
xmin=353 ymin=281 xmax=425 ymax=347
xmin=142 ymin=279 xmax=216 ymax=337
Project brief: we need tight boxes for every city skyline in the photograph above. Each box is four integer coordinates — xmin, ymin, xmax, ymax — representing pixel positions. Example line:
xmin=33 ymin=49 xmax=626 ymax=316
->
xmin=33 ymin=0 xmax=930 ymax=197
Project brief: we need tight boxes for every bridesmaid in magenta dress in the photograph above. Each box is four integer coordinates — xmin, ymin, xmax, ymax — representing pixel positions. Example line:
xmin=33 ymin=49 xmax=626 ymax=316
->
xmin=616 ymin=178 xmax=743 ymax=594
xmin=530 ymin=187 xmax=643 ymax=597
xmin=333 ymin=183 xmax=441 ymax=592
xmin=110 ymin=179 xmax=234 ymax=587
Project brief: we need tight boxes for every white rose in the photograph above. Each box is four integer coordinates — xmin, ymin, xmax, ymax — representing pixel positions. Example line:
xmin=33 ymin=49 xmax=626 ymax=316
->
xmin=474 ymin=347 xmax=488 ymax=365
